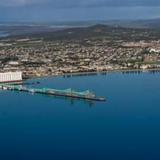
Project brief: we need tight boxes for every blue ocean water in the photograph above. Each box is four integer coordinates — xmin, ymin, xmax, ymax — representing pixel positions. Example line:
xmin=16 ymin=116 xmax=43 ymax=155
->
xmin=0 ymin=72 xmax=160 ymax=160
xmin=0 ymin=31 xmax=9 ymax=38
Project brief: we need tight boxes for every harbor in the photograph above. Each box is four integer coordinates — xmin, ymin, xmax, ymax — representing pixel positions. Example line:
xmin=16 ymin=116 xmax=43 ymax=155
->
xmin=0 ymin=84 xmax=106 ymax=102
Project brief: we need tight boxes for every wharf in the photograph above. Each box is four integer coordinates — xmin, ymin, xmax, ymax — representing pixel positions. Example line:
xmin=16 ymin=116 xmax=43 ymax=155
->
xmin=0 ymin=84 xmax=106 ymax=102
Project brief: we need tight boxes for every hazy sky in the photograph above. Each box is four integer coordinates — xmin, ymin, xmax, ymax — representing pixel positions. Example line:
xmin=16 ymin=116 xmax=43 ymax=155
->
xmin=0 ymin=0 xmax=160 ymax=22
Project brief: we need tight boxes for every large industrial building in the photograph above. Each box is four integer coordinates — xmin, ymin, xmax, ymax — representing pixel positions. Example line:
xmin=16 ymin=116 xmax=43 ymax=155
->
xmin=0 ymin=72 xmax=22 ymax=83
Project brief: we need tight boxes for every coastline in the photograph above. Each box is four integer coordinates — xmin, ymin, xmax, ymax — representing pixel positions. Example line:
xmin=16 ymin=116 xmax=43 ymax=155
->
xmin=24 ymin=68 xmax=160 ymax=81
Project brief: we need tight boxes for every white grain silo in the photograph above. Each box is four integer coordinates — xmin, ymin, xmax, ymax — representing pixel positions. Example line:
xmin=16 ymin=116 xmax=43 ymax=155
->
xmin=0 ymin=72 xmax=22 ymax=83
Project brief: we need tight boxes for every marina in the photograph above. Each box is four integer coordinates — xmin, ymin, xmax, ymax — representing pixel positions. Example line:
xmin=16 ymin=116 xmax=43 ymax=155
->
xmin=0 ymin=84 xmax=106 ymax=102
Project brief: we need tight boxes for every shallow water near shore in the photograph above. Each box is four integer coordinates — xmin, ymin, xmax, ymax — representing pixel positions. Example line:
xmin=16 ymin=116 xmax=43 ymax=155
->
xmin=0 ymin=72 xmax=160 ymax=160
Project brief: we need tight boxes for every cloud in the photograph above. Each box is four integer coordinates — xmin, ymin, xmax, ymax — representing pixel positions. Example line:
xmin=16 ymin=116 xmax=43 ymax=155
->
xmin=0 ymin=0 xmax=46 ymax=7
xmin=1 ymin=1 xmax=160 ymax=22
xmin=1 ymin=0 xmax=160 ymax=8
xmin=57 ymin=0 xmax=160 ymax=8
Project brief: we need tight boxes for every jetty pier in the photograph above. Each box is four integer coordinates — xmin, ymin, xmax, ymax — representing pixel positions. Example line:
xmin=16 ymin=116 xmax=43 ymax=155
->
xmin=0 ymin=84 xmax=106 ymax=102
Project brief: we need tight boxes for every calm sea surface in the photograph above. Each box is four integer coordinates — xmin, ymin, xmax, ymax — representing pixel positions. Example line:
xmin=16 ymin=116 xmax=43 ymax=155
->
xmin=0 ymin=72 xmax=160 ymax=160
xmin=0 ymin=31 xmax=9 ymax=38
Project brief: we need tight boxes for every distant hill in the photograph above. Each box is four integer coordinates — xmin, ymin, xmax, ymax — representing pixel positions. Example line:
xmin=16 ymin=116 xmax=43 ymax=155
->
xmin=1 ymin=18 xmax=160 ymax=38
xmin=1 ymin=20 xmax=160 ymax=41
xmin=103 ymin=18 xmax=160 ymax=29
xmin=6 ymin=23 xmax=160 ymax=42
xmin=0 ymin=24 xmax=66 ymax=38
